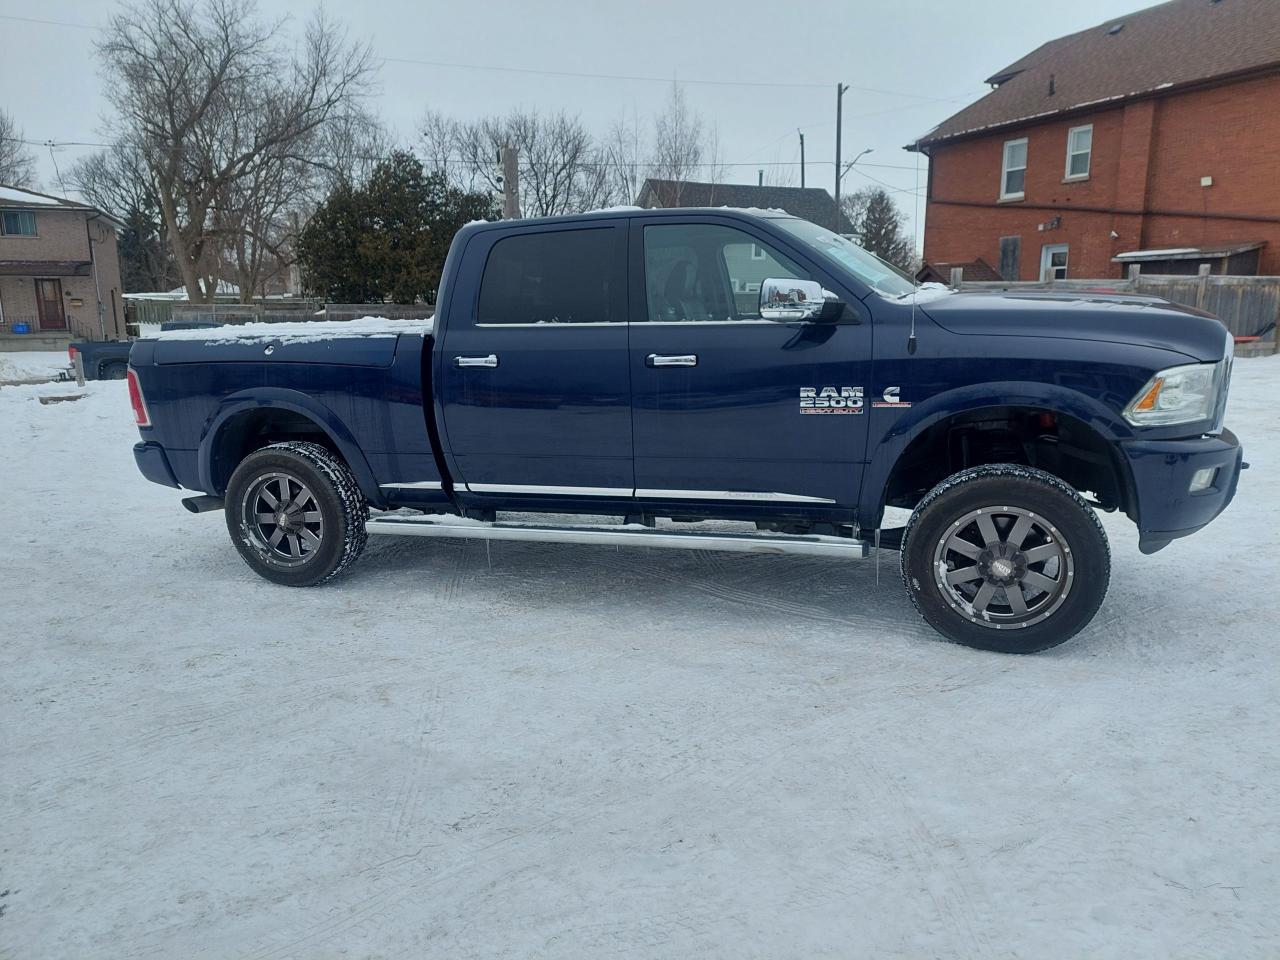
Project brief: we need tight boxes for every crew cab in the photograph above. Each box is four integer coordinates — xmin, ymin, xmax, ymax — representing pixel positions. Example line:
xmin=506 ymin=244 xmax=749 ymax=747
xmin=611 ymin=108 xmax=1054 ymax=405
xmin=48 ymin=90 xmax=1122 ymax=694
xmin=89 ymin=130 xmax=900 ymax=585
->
xmin=127 ymin=208 xmax=1243 ymax=653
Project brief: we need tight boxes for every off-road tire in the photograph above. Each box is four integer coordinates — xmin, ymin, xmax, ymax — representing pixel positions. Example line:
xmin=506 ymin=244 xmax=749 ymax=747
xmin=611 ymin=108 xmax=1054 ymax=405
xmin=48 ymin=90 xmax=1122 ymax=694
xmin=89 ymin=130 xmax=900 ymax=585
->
xmin=224 ymin=441 xmax=368 ymax=587
xmin=99 ymin=359 xmax=128 ymax=380
xmin=901 ymin=464 xmax=1110 ymax=653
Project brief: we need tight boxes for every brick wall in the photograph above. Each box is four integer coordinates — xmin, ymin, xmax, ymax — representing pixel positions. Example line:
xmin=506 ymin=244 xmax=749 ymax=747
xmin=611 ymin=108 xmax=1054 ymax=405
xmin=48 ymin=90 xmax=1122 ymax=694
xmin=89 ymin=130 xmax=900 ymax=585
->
xmin=922 ymin=72 xmax=1280 ymax=279
xmin=0 ymin=208 xmax=125 ymax=339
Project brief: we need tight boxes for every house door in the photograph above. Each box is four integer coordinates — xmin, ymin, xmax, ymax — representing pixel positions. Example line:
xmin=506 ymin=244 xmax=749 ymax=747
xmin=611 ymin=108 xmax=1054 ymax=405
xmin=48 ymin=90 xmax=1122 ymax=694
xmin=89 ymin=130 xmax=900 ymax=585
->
xmin=1039 ymin=244 xmax=1069 ymax=282
xmin=35 ymin=279 xmax=66 ymax=329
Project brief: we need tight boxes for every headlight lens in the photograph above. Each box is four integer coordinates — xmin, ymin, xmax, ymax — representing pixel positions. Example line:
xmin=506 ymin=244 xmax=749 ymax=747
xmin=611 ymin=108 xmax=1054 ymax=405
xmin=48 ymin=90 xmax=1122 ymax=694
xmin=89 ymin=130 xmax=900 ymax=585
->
xmin=1123 ymin=362 xmax=1221 ymax=426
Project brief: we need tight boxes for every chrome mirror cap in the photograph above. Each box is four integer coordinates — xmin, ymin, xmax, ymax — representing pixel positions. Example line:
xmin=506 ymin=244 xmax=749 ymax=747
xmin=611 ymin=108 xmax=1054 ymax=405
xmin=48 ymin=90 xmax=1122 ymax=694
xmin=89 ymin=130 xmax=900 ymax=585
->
xmin=759 ymin=278 xmax=838 ymax=321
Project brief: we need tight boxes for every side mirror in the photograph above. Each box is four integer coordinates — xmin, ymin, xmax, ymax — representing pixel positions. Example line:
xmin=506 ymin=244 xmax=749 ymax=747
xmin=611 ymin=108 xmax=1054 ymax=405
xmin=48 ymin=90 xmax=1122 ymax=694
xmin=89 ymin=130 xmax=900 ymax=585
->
xmin=759 ymin=278 xmax=844 ymax=323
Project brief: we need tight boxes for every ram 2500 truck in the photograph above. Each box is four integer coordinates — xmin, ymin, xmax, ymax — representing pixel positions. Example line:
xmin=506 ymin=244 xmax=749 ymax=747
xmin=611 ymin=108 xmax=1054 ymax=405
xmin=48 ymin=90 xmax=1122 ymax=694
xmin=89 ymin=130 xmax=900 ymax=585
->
xmin=127 ymin=208 xmax=1243 ymax=653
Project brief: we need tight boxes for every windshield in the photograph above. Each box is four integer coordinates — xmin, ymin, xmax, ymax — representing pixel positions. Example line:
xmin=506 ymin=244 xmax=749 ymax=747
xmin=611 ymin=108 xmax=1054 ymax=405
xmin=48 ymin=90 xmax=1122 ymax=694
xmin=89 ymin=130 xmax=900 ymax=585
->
xmin=774 ymin=218 xmax=917 ymax=298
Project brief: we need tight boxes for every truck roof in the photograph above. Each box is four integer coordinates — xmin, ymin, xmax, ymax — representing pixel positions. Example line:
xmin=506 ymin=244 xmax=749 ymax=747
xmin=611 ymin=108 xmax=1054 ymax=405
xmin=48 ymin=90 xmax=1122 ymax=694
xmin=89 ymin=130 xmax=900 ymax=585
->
xmin=458 ymin=206 xmax=794 ymax=235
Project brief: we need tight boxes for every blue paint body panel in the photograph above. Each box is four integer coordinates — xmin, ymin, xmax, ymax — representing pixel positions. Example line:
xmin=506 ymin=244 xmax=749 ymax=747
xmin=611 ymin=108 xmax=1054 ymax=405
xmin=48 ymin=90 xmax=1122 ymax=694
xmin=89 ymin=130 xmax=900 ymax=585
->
xmin=126 ymin=207 xmax=1243 ymax=551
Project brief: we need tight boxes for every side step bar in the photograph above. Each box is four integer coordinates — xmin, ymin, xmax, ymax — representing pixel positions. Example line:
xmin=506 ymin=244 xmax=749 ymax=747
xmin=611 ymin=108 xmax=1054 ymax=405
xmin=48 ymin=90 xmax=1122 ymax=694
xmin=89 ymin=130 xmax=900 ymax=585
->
xmin=366 ymin=515 xmax=869 ymax=559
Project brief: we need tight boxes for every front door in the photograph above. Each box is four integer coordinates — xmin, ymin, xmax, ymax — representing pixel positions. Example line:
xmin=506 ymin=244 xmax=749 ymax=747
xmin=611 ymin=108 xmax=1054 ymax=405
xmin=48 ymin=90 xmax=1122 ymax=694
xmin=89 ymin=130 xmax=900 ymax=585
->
xmin=35 ymin=279 xmax=66 ymax=330
xmin=628 ymin=218 xmax=873 ymax=516
xmin=438 ymin=220 xmax=633 ymax=500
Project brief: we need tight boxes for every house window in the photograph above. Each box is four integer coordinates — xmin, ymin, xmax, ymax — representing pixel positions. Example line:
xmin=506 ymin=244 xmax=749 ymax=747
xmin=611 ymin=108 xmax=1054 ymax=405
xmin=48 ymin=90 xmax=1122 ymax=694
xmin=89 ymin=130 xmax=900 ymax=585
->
xmin=1 ymin=210 xmax=38 ymax=236
xmin=1000 ymin=138 xmax=1028 ymax=200
xmin=1065 ymin=125 xmax=1092 ymax=180
xmin=1040 ymin=243 xmax=1069 ymax=281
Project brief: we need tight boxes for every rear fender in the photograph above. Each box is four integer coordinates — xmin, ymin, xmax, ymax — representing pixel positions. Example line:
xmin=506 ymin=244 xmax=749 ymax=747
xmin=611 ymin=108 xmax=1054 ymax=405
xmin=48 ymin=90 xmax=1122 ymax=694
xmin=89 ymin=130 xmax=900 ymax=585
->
xmin=199 ymin=388 xmax=385 ymax=507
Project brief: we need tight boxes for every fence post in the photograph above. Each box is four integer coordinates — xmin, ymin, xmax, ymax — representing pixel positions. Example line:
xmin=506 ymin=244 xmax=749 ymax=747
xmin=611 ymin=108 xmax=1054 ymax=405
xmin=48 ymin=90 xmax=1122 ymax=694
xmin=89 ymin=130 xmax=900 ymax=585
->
xmin=949 ymin=267 xmax=964 ymax=290
xmin=1195 ymin=262 xmax=1211 ymax=310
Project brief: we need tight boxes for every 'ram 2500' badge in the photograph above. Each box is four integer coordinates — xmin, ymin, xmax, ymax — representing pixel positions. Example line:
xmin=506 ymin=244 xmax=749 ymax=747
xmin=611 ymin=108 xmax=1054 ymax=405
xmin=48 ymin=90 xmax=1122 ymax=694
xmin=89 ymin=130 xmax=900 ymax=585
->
xmin=800 ymin=387 xmax=863 ymax=414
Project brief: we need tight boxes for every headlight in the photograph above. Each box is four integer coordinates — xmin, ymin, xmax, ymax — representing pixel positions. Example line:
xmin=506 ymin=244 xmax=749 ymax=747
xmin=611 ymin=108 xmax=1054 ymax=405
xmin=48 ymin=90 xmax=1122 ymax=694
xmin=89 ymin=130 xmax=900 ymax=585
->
xmin=1123 ymin=361 xmax=1223 ymax=427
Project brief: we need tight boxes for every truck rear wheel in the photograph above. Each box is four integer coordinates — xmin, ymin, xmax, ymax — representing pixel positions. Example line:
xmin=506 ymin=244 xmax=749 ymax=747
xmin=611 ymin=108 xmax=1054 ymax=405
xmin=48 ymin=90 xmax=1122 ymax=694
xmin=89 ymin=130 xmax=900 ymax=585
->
xmin=900 ymin=464 xmax=1110 ymax=653
xmin=224 ymin=441 xmax=368 ymax=587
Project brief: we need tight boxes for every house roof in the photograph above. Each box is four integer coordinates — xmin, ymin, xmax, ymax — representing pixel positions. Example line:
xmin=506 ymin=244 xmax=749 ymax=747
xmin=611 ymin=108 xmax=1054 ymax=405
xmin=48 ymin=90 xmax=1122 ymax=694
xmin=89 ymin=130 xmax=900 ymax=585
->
xmin=0 ymin=260 xmax=93 ymax=277
xmin=910 ymin=0 xmax=1280 ymax=150
xmin=636 ymin=179 xmax=853 ymax=231
xmin=1112 ymin=241 xmax=1266 ymax=262
xmin=0 ymin=183 xmax=124 ymax=227
xmin=916 ymin=257 xmax=1004 ymax=283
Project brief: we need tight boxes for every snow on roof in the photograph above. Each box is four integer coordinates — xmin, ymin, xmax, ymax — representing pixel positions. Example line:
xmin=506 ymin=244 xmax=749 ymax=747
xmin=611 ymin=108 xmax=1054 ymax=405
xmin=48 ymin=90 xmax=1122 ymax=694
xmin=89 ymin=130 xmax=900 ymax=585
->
xmin=0 ymin=185 xmax=74 ymax=206
xmin=155 ymin=315 xmax=435 ymax=342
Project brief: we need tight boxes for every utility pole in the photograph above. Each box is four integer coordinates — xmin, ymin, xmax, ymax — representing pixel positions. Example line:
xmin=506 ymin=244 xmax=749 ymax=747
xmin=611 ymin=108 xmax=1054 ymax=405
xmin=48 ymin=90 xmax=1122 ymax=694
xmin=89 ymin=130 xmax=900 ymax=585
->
xmin=834 ymin=83 xmax=849 ymax=232
xmin=798 ymin=130 xmax=806 ymax=188
xmin=758 ymin=169 xmax=764 ymax=186
xmin=500 ymin=142 xmax=521 ymax=220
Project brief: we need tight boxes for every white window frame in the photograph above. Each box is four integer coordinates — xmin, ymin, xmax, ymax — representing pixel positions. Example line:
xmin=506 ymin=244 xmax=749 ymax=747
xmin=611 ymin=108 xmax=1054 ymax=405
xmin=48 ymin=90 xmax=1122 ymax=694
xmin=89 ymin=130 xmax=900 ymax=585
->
xmin=750 ymin=243 xmax=767 ymax=261
xmin=1064 ymin=124 xmax=1092 ymax=181
xmin=1000 ymin=137 xmax=1028 ymax=201
xmin=1040 ymin=243 xmax=1069 ymax=281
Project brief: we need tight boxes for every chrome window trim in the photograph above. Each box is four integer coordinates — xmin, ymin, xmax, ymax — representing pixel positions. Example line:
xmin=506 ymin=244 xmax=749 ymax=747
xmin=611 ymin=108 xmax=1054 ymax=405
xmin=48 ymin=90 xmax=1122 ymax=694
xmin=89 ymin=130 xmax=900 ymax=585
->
xmin=639 ymin=319 xmax=777 ymax=326
xmin=636 ymin=488 xmax=837 ymax=504
xmin=380 ymin=480 xmax=444 ymax=490
xmin=465 ymin=483 xmax=633 ymax=497
xmin=474 ymin=321 xmax=623 ymax=328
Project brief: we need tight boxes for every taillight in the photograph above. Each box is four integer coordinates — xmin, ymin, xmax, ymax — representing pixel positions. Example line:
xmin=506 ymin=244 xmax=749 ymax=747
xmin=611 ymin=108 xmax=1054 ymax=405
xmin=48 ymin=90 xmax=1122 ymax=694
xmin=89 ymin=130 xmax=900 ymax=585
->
xmin=127 ymin=368 xmax=151 ymax=427
xmin=68 ymin=345 xmax=78 ymax=363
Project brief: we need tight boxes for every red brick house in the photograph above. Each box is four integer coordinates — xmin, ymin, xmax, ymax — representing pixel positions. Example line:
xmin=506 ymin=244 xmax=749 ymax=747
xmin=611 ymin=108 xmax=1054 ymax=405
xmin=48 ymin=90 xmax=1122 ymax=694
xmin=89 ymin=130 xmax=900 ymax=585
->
xmin=910 ymin=0 xmax=1280 ymax=282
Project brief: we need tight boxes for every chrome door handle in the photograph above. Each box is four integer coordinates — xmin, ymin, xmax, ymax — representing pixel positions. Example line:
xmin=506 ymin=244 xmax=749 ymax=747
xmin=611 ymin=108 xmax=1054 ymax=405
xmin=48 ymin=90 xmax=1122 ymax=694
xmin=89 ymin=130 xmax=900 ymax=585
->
xmin=455 ymin=354 xmax=499 ymax=368
xmin=647 ymin=354 xmax=698 ymax=367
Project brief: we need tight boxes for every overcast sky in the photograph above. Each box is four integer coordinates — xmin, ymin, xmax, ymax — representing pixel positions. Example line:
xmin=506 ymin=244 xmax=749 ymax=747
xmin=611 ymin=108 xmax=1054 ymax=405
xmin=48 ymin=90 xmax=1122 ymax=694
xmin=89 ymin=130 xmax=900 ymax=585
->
xmin=1 ymin=0 xmax=1156 ymax=242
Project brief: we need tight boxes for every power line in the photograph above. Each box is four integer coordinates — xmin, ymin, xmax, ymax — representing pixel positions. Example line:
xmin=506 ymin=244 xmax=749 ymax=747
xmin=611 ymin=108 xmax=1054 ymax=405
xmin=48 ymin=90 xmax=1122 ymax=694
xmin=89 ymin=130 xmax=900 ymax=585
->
xmin=0 ymin=12 xmax=981 ymax=103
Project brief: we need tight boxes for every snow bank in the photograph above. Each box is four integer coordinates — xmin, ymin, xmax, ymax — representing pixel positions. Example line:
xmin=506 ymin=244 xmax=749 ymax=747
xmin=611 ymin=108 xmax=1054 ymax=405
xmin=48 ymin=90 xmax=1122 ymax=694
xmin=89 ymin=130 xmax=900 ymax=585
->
xmin=0 ymin=350 xmax=69 ymax=382
xmin=155 ymin=314 xmax=434 ymax=342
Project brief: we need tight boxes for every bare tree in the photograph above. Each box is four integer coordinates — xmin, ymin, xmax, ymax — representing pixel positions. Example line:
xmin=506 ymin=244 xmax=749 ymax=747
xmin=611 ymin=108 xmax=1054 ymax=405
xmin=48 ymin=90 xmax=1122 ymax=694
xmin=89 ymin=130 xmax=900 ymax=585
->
xmin=69 ymin=142 xmax=178 ymax=292
xmin=604 ymin=107 xmax=646 ymax=205
xmin=97 ymin=0 xmax=376 ymax=302
xmin=425 ymin=108 xmax=620 ymax=217
xmin=0 ymin=109 xmax=39 ymax=188
xmin=649 ymin=83 xmax=705 ymax=203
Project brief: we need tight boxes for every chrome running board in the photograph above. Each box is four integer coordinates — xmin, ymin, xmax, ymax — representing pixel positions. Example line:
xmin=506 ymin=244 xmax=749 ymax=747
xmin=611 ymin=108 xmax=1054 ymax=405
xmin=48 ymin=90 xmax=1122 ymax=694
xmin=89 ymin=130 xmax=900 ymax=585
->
xmin=365 ymin=515 xmax=869 ymax=559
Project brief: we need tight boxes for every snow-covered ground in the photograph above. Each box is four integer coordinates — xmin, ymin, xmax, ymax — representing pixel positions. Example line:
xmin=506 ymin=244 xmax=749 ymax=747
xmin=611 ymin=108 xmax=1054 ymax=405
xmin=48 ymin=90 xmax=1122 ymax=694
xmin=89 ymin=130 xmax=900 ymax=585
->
xmin=0 ymin=350 xmax=68 ymax=383
xmin=2 ymin=359 xmax=1278 ymax=959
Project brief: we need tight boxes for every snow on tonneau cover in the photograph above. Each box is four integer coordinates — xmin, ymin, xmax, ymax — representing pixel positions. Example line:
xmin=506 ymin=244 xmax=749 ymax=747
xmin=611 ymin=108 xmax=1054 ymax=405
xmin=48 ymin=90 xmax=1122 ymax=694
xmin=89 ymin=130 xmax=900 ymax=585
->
xmin=151 ymin=315 xmax=435 ymax=367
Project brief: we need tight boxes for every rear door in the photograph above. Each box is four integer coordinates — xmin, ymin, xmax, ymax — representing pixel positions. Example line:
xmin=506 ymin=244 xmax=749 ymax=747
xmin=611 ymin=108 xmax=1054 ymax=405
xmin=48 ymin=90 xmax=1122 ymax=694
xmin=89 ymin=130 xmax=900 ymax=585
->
xmin=437 ymin=220 xmax=633 ymax=500
xmin=628 ymin=217 xmax=872 ymax=515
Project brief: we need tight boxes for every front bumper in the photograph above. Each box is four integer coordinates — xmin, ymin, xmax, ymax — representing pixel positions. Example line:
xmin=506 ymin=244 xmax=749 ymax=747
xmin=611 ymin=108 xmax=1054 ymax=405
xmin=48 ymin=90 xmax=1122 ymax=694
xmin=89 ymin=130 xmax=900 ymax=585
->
xmin=134 ymin=441 xmax=181 ymax=489
xmin=1119 ymin=427 xmax=1243 ymax=554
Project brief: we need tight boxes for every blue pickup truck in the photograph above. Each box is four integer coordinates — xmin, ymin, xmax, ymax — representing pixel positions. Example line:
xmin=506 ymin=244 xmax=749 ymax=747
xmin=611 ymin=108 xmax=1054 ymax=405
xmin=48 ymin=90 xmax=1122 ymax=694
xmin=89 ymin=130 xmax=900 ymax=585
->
xmin=128 ymin=208 xmax=1242 ymax=653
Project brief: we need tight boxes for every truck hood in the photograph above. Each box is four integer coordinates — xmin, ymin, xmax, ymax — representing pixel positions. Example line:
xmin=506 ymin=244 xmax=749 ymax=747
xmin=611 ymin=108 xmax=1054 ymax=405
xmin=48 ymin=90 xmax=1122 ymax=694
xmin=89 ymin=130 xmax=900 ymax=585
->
xmin=920 ymin=291 xmax=1230 ymax=362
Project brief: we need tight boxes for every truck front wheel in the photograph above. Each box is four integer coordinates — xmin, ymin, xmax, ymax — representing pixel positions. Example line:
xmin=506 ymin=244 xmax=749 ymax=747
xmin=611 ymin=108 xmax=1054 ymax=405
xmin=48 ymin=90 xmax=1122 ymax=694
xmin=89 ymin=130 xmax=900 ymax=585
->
xmin=224 ymin=441 xmax=369 ymax=587
xmin=901 ymin=464 xmax=1110 ymax=653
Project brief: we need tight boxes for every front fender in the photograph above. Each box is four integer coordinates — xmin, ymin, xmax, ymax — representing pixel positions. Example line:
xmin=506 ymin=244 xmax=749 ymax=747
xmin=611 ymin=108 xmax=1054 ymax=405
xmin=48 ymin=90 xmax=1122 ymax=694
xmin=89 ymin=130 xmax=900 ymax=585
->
xmin=858 ymin=380 xmax=1133 ymax=527
xmin=198 ymin=388 xmax=385 ymax=507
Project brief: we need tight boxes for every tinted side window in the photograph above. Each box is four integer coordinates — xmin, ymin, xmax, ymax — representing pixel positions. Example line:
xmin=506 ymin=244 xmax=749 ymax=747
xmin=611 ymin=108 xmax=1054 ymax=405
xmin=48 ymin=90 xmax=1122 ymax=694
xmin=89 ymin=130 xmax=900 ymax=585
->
xmin=477 ymin=228 xmax=618 ymax=324
xmin=643 ymin=223 xmax=808 ymax=322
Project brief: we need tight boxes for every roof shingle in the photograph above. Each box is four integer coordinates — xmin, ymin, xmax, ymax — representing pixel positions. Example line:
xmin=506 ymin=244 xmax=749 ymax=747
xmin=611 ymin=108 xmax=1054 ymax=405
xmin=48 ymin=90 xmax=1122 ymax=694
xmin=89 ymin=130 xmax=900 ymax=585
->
xmin=911 ymin=0 xmax=1280 ymax=149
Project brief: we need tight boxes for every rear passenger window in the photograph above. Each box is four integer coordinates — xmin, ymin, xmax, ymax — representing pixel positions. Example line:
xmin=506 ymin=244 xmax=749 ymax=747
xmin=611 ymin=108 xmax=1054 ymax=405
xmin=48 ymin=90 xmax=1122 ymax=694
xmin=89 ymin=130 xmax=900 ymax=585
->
xmin=477 ymin=228 xmax=619 ymax=324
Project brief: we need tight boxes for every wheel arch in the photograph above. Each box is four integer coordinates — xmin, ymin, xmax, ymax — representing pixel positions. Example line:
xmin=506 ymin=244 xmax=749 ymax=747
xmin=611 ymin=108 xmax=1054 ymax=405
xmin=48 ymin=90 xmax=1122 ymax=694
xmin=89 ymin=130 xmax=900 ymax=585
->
xmin=860 ymin=381 xmax=1136 ymax=529
xmin=198 ymin=389 xmax=384 ymax=507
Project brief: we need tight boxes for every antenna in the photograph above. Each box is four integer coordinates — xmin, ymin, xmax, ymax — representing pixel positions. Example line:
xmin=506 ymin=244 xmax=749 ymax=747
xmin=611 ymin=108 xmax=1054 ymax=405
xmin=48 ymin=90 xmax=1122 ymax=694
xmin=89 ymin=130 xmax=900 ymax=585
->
xmin=907 ymin=148 xmax=921 ymax=355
